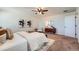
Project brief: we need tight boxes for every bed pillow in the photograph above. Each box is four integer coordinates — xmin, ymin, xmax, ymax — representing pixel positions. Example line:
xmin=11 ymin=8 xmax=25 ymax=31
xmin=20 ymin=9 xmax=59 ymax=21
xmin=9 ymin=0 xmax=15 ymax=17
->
xmin=6 ymin=28 xmax=14 ymax=40
xmin=0 ymin=33 xmax=6 ymax=45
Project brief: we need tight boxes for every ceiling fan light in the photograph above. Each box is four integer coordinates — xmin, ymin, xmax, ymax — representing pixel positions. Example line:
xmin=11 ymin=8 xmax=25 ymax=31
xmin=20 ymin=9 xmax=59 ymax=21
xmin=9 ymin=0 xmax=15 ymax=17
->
xmin=32 ymin=7 xmax=48 ymax=15
xmin=39 ymin=12 xmax=41 ymax=14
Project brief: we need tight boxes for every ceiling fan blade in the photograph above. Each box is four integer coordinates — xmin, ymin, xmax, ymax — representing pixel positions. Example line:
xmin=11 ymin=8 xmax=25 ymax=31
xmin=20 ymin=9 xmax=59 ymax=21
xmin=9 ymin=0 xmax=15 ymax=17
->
xmin=41 ymin=12 xmax=44 ymax=15
xmin=42 ymin=10 xmax=48 ymax=12
xmin=37 ymin=8 xmax=41 ymax=12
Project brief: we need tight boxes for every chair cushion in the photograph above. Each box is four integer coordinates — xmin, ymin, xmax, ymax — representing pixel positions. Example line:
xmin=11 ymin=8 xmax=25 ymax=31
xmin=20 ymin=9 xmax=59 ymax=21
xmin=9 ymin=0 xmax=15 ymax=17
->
xmin=0 ymin=29 xmax=6 ymax=35
xmin=6 ymin=28 xmax=14 ymax=40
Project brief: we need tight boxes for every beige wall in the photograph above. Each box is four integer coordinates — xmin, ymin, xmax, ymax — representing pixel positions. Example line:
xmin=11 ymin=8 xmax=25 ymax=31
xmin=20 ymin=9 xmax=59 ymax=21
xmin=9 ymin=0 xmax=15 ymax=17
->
xmin=39 ymin=14 xmax=65 ymax=35
xmin=39 ymin=12 xmax=76 ymax=36
xmin=0 ymin=8 xmax=40 ymax=32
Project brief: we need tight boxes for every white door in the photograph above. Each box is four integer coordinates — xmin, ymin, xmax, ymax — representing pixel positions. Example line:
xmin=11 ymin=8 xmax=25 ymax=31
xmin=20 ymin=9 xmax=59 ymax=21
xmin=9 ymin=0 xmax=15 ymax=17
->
xmin=65 ymin=15 xmax=75 ymax=38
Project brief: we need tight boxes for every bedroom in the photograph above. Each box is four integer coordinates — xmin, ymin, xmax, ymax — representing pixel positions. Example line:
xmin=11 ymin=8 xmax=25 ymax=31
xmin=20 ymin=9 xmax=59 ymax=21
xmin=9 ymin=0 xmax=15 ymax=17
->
xmin=0 ymin=7 xmax=79 ymax=51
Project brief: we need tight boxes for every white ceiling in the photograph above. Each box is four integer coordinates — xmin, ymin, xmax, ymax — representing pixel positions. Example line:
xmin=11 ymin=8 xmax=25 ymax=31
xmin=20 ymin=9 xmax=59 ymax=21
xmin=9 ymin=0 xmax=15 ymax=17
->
xmin=46 ymin=7 xmax=76 ymax=15
xmin=0 ymin=7 xmax=76 ymax=16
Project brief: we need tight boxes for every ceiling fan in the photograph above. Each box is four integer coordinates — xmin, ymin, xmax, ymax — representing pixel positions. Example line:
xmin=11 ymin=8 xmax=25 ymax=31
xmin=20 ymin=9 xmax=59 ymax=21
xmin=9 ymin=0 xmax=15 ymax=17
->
xmin=32 ymin=7 xmax=48 ymax=15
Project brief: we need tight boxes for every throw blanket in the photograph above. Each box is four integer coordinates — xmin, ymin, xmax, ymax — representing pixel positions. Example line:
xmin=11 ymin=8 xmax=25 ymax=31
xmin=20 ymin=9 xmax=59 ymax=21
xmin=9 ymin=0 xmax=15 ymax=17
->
xmin=16 ymin=31 xmax=48 ymax=51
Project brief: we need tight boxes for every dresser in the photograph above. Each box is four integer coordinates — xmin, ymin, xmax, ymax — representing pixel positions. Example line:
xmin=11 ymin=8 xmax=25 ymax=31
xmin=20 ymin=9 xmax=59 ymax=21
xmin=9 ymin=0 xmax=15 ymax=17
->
xmin=45 ymin=27 xmax=56 ymax=34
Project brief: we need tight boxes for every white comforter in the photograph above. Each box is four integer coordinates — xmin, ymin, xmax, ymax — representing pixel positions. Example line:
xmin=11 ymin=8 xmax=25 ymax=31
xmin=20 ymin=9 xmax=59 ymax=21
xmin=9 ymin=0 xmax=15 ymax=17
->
xmin=16 ymin=31 xmax=49 ymax=51
xmin=0 ymin=31 xmax=55 ymax=51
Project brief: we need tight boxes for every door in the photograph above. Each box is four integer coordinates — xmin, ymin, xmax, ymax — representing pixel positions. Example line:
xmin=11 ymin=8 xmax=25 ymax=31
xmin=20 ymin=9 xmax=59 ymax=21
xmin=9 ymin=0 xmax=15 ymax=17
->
xmin=65 ymin=15 xmax=75 ymax=38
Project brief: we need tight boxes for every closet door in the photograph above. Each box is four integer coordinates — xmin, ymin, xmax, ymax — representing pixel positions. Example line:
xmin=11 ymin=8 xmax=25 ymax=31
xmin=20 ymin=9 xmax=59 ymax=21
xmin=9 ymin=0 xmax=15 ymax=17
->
xmin=65 ymin=15 xmax=75 ymax=38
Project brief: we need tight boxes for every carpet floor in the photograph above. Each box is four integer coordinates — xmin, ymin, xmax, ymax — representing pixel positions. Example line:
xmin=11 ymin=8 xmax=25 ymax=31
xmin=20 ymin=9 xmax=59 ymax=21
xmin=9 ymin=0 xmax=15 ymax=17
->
xmin=46 ymin=33 xmax=79 ymax=51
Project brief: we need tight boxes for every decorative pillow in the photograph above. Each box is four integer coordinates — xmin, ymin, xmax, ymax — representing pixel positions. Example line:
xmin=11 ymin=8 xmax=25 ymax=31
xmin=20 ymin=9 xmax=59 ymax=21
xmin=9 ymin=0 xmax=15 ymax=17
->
xmin=6 ymin=28 xmax=14 ymax=40
xmin=0 ymin=33 xmax=6 ymax=45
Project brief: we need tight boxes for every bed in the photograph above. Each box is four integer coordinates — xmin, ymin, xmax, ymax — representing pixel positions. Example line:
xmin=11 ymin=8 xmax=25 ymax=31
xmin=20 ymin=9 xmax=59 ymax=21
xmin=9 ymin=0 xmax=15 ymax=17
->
xmin=16 ymin=31 xmax=55 ymax=51
xmin=0 ymin=29 xmax=55 ymax=51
